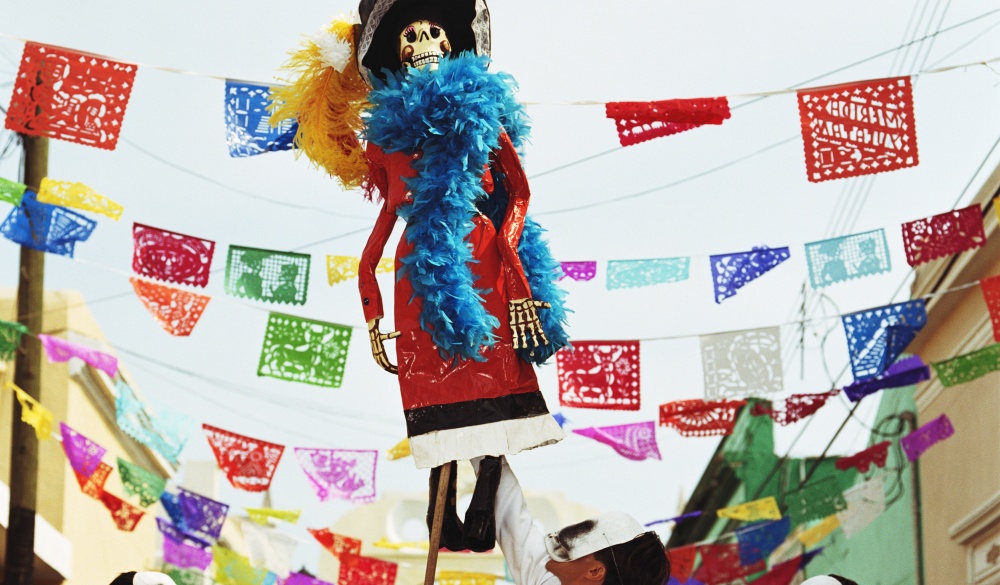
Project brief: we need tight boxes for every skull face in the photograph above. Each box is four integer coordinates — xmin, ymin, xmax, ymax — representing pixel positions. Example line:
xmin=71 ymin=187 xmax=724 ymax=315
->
xmin=399 ymin=20 xmax=452 ymax=70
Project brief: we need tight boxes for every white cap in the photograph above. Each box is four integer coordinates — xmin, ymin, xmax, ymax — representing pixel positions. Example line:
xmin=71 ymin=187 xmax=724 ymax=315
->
xmin=544 ymin=511 xmax=648 ymax=562
xmin=133 ymin=572 xmax=177 ymax=585
xmin=801 ymin=578 xmax=844 ymax=585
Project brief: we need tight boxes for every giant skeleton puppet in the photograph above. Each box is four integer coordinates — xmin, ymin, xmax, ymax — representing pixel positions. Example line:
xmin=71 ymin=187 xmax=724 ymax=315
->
xmin=272 ymin=0 xmax=569 ymax=552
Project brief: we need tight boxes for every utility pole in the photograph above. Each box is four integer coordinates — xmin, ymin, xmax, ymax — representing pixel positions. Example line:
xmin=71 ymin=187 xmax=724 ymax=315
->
xmin=4 ymin=133 xmax=49 ymax=585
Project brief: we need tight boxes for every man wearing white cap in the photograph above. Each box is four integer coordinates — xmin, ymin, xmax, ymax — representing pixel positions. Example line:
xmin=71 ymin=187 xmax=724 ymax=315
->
xmin=109 ymin=572 xmax=177 ymax=585
xmin=475 ymin=457 xmax=668 ymax=585
xmin=802 ymin=576 xmax=859 ymax=585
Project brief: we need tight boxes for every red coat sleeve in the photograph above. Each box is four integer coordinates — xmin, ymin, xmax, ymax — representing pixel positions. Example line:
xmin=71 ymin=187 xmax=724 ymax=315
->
xmin=359 ymin=201 xmax=396 ymax=323
xmin=495 ymin=132 xmax=533 ymax=301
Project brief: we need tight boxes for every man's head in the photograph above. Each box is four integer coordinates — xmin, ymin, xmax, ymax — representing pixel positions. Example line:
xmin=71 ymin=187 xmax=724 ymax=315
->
xmin=109 ymin=572 xmax=177 ymax=585
xmin=543 ymin=512 xmax=669 ymax=585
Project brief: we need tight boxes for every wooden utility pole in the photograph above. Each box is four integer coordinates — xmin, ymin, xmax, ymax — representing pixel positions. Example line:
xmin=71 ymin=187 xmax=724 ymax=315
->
xmin=4 ymin=134 xmax=49 ymax=585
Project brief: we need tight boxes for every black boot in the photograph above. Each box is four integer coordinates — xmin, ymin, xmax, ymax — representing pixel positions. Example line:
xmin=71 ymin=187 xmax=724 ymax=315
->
xmin=426 ymin=463 xmax=465 ymax=552
xmin=463 ymin=455 xmax=502 ymax=552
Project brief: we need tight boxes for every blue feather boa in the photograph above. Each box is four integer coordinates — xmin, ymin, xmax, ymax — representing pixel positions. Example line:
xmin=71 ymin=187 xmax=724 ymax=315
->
xmin=364 ymin=53 xmax=568 ymax=362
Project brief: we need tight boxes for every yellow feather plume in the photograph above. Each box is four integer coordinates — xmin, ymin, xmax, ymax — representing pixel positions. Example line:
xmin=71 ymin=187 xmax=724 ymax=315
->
xmin=270 ymin=18 xmax=371 ymax=191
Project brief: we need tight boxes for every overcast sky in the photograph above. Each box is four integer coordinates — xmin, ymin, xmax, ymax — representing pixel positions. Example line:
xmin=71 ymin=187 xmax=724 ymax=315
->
xmin=2 ymin=0 xmax=1000 ymax=573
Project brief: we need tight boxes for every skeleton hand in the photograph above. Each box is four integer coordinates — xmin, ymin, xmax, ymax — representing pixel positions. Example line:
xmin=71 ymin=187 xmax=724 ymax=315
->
xmin=368 ymin=318 xmax=401 ymax=375
xmin=508 ymin=299 xmax=551 ymax=350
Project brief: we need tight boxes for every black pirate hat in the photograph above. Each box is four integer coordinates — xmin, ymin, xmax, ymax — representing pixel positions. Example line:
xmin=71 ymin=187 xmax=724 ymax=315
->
xmin=356 ymin=0 xmax=491 ymax=85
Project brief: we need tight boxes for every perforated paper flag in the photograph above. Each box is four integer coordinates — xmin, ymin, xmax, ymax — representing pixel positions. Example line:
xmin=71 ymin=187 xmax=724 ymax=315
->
xmin=286 ymin=573 xmax=335 ymax=585
xmin=338 ymin=555 xmax=397 ymax=585
xmin=572 ymin=421 xmax=661 ymax=461
xmin=717 ymin=496 xmax=782 ymax=522
xmin=326 ymin=255 xmax=394 ymax=286
xmin=556 ymin=341 xmax=640 ymax=410
xmin=164 ymin=564 xmax=206 ymax=585
xmin=751 ymin=390 xmax=839 ymax=425
xmin=805 ymin=229 xmax=890 ymax=288
xmin=710 ymin=246 xmax=790 ymax=303
xmin=387 ymin=438 xmax=411 ymax=461
xmin=240 ymin=519 xmax=298 ymax=577
xmin=246 ymin=508 xmax=301 ymax=525
xmin=157 ymin=517 xmax=210 ymax=548
xmin=225 ymin=80 xmax=297 ymax=157
xmin=163 ymin=533 xmax=213 ymax=571
xmin=257 ymin=313 xmax=352 ymax=388
xmin=8 ymin=382 xmax=53 ymax=440
xmin=179 ymin=488 xmax=229 ymax=541
xmin=843 ymin=355 xmax=929 ymax=402
xmin=736 ymin=517 xmax=790 ymax=566
xmin=308 ymin=528 xmax=362 ymax=559
xmin=980 ymin=274 xmax=1000 ymax=342
xmin=659 ymin=399 xmax=747 ymax=437
xmin=836 ymin=441 xmax=892 ymax=473
xmin=76 ymin=461 xmax=112 ymax=499
xmin=701 ymin=327 xmax=783 ymax=399
xmin=836 ymin=475 xmax=886 ymax=538
xmin=751 ymin=555 xmax=803 ymax=585
xmin=37 ymin=178 xmax=123 ymax=220
xmin=606 ymin=257 xmax=690 ymax=290
xmin=115 ymin=381 xmax=194 ymax=464
xmin=693 ymin=543 xmax=765 ymax=584
xmin=605 ymin=97 xmax=731 ymax=147
xmin=902 ymin=204 xmax=985 ymax=267
xmin=132 ymin=223 xmax=216 ymax=287
xmin=901 ymin=414 xmax=954 ymax=462
xmin=213 ymin=546 xmax=273 ymax=585
xmin=1 ymin=190 xmax=97 ymax=256
xmin=842 ymin=300 xmax=926 ymax=381
xmin=60 ymin=422 xmax=107 ymax=478
xmin=437 ymin=572 xmax=498 ymax=585
xmin=798 ymin=515 xmax=840 ymax=549
xmin=39 ymin=333 xmax=118 ymax=377
xmin=117 ymin=457 xmax=166 ymax=507
xmin=226 ymin=246 xmax=311 ymax=305
xmin=0 ymin=176 xmax=27 ymax=206
xmin=0 ymin=320 xmax=28 ymax=360
xmin=559 ymin=261 xmax=597 ymax=282
xmin=295 ymin=448 xmax=377 ymax=504
xmin=666 ymin=545 xmax=697 ymax=582
xmin=798 ymin=77 xmax=918 ymax=182
xmin=203 ymin=424 xmax=286 ymax=492
xmin=5 ymin=42 xmax=136 ymax=149
xmin=932 ymin=344 xmax=1000 ymax=388
xmin=130 ymin=277 xmax=211 ymax=336
xmin=99 ymin=490 xmax=146 ymax=532
xmin=786 ymin=477 xmax=847 ymax=526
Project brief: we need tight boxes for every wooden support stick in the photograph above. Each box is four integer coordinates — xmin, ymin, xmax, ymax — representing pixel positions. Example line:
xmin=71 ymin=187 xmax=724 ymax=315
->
xmin=424 ymin=461 xmax=454 ymax=585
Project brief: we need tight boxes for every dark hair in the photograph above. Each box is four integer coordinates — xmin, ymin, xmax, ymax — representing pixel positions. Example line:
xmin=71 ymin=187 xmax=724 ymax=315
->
xmin=593 ymin=532 xmax=669 ymax=585
xmin=830 ymin=576 xmax=860 ymax=585
xmin=109 ymin=572 xmax=136 ymax=585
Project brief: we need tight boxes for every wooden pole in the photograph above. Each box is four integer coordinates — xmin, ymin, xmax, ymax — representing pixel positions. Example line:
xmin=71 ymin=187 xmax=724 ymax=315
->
xmin=4 ymin=134 xmax=49 ymax=585
xmin=424 ymin=461 xmax=453 ymax=585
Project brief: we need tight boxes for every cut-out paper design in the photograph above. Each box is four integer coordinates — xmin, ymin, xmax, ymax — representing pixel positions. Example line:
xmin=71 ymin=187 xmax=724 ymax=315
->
xmin=843 ymin=355 xmax=930 ymax=402
xmin=836 ymin=475 xmax=886 ymax=539
xmin=179 ymin=488 xmax=230 ymax=541
xmin=437 ymin=571 xmax=498 ymax=585
xmin=240 ymin=519 xmax=298 ymax=577
xmin=559 ymin=261 xmax=597 ymax=282
xmin=132 ymin=223 xmax=216 ymax=288
xmin=163 ymin=565 xmax=205 ymax=585
xmin=257 ymin=313 xmax=352 ymax=388
xmin=980 ymin=274 xmax=1000 ymax=342
xmin=60 ymin=422 xmax=107 ymax=478
xmin=225 ymin=80 xmax=297 ymax=157
xmin=337 ymin=554 xmax=398 ymax=585
xmin=693 ymin=543 xmax=765 ymax=584
xmin=798 ymin=514 xmax=840 ymax=548
xmin=606 ymin=257 xmax=690 ymax=290
xmin=786 ymin=477 xmax=848 ymax=526
xmin=160 ymin=493 xmax=188 ymax=531
xmin=1 ymin=190 xmax=97 ymax=257
xmin=798 ymin=77 xmax=918 ymax=182
xmin=751 ymin=390 xmax=839 ymax=425
xmin=75 ymin=462 xmax=112 ymax=499
xmin=556 ymin=341 xmax=641 ymax=410
xmin=902 ymin=204 xmax=985 ymax=267
xmin=606 ymin=97 xmax=731 ymax=147
xmin=0 ymin=176 xmax=27 ymax=206
xmin=751 ymin=555 xmax=802 ymax=585
xmin=736 ymin=517 xmax=790 ymax=566
xmin=203 ymin=424 xmax=285 ymax=492
xmin=157 ymin=517 xmax=211 ymax=549
xmin=842 ymin=300 xmax=926 ymax=381
xmin=701 ymin=327 xmax=783 ymax=399
xmin=710 ymin=246 xmax=790 ymax=303
xmin=5 ymin=42 xmax=136 ymax=150
xmin=225 ymin=246 xmax=311 ymax=305
xmin=163 ymin=531 xmax=213 ymax=571
xmin=572 ymin=421 xmax=661 ymax=461
xmin=37 ymin=178 xmax=123 ymax=220
xmin=666 ymin=545 xmax=696 ymax=582
xmin=308 ymin=528 xmax=362 ymax=559
xmin=835 ymin=441 xmax=892 ymax=473
xmin=117 ymin=457 xmax=166 ymax=507
xmin=716 ymin=496 xmax=782 ymax=522
xmin=295 ymin=448 xmax=377 ymax=504
xmin=553 ymin=412 xmax=569 ymax=428
xmin=901 ymin=414 xmax=954 ymax=462
xmin=659 ymin=399 xmax=747 ymax=437
xmin=213 ymin=546 xmax=273 ymax=585
xmin=286 ymin=573 xmax=335 ymax=585
xmin=39 ymin=334 xmax=118 ymax=376
xmin=246 ymin=508 xmax=301 ymax=525
xmin=326 ymin=255 xmax=394 ymax=286
xmin=933 ymin=344 xmax=1000 ymax=388
xmin=130 ymin=277 xmax=211 ymax=336
xmin=8 ymin=382 xmax=54 ymax=440
xmin=386 ymin=438 xmax=411 ymax=461
xmin=805 ymin=229 xmax=891 ymax=288
xmin=373 ymin=538 xmax=429 ymax=551
xmin=0 ymin=320 xmax=29 ymax=360
xmin=115 ymin=380 xmax=194 ymax=464
xmin=99 ymin=490 xmax=146 ymax=532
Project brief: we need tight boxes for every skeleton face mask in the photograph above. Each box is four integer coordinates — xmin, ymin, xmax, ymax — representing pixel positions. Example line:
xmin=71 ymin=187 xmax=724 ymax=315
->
xmin=399 ymin=20 xmax=452 ymax=70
